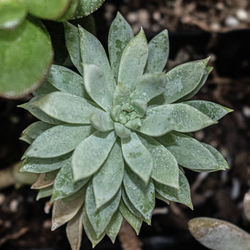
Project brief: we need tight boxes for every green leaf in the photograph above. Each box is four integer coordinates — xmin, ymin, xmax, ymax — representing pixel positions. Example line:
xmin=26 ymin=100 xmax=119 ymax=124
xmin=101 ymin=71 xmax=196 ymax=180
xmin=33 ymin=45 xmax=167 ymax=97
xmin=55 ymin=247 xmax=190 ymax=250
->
xmin=20 ymin=121 xmax=53 ymax=143
xmin=188 ymin=217 xmax=250 ymax=250
xmin=0 ymin=0 xmax=26 ymax=30
xmin=155 ymin=192 xmax=170 ymax=205
xmin=145 ymin=30 xmax=169 ymax=73
xmin=106 ymin=212 xmax=123 ymax=243
xmin=48 ymin=65 xmax=85 ymax=97
xmin=52 ymin=162 xmax=88 ymax=200
xmin=64 ymin=22 xmax=82 ymax=74
xmin=121 ymin=132 xmax=153 ymax=184
xmin=114 ymin=123 xmax=131 ymax=139
xmin=155 ymin=170 xmax=193 ymax=209
xmin=52 ymin=189 xmax=84 ymax=230
xmin=24 ymin=0 xmax=71 ymax=20
xmin=31 ymin=171 xmax=57 ymax=189
xmin=123 ymin=168 xmax=155 ymax=224
xmin=21 ymin=153 xmax=72 ymax=173
xmin=56 ymin=0 xmax=79 ymax=22
xmin=0 ymin=19 xmax=53 ymax=98
xmin=84 ymin=64 xmax=113 ymax=111
xmin=158 ymin=132 xmax=218 ymax=171
xmin=119 ymin=201 xmax=142 ymax=235
xmin=118 ymin=28 xmax=148 ymax=89
xmin=73 ymin=0 xmax=105 ymax=18
xmin=90 ymin=112 xmax=114 ymax=132
xmin=36 ymin=186 xmax=53 ymax=200
xmin=93 ymin=143 xmax=124 ymax=209
xmin=25 ymin=125 xmax=92 ymax=158
xmin=140 ymin=104 xmax=215 ymax=137
xmin=85 ymin=183 xmax=121 ymax=237
xmin=139 ymin=135 xmax=179 ymax=189
xmin=33 ymin=81 xmax=57 ymax=96
xmin=29 ymin=92 xmax=100 ymax=124
xmin=78 ymin=26 xmax=115 ymax=95
xmin=72 ymin=131 xmax=116 ymax=181
xmin=66 ymin=208 xmax=83 ymax=250
xmin=184 ymin=100 xmax=233 ymax=121
xmin=82 ymin=209 xmax=105 ymax=248
xmin=108 ymin=12 xmax=134 ymax=80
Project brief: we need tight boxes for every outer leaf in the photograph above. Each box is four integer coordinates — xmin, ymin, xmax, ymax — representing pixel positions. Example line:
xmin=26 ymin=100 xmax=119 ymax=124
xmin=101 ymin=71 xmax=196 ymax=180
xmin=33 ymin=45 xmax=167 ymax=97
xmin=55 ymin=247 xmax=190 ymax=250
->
xmin=123 ymin=169 xmax=155 ymax=224
xmin=85 ymin=183 xmax=121 ymax=237
xmin=31 ymin=171 xmax=57 ymax=189
xmin=90 ymin=112 xmax=114 ymax=132
xmin=72 ymin=131 xmax=116 ymax=181
xmin=119 ymin=201 xmax=142 ymax=235
xmin=121 ymin=132 xmax=153 ymax=184
xmin=0 ymin=0 xmax=26 ymax=30
xmin=57 ymin=0 xmax=79 ymax=22
xmin=29 ymin=92 xmax=101 ymax=124
xmin=145 ymin=30 xmax=169 ymax=73
xmin=66 ymin=209 xmax=83 ymax=250
xmin=25 ymin=125 xmax=92 ymax=158
xmin=84 ymin=64 xmax=113 ymax=111
xmin=0 ymin=19 xmax=53 ymax=98
xmin=78 ymin=26 xmax=115 ymax=95
xmin=52 ymin=190 xmax=84 ymax=231
xmin=188 ymin=217 xmax=250 ymax=250
xmin=21 ymin=153 xmax=71 ymax=173
xmin=52 ymin=162 xmax=88 ymax=200
xmin=64 ymin=22 xmax=82 ymax=74
xmin=24 ymin=0 xmax=71 ymax=20
xmin=82 ymin=209 xmax=105 ymax=248
xmin=140 ymin=104 xmax=215 ymax=137
xmin=36 ymin=186 xmax=53 ymax=200
xmin=48 ymin=65 xmax=85 ymax=97
xmin=118 ymin=29 xmax=148 ymax=89
xmin=106 ymin=212 xmax=123 ymax=243
xmin=74 ymin=0 xmax=105 ymax=18
xmin=33 ymin=81 xmax=57 ymax=96
xmin=159 ymin=132 xmax=218 ymax=171
xmin=155 ymin=170 xmax=193 ymax=209
xmin=139 ymin=135 xmax=179 ymax=189
xmin=184 ymin=100 xmax=233 ymax=121
xmin=93 ymin=143 xmax=124 ymax=209
xmin=108 ymin=12 xmax=134 ymax=80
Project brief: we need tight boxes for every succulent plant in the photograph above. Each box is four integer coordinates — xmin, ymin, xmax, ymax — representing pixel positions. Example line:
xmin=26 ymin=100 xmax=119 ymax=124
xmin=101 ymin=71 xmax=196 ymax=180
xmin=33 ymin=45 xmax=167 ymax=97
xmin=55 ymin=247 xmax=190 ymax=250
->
xmin=19 ymin=12 xmax=232 ymax=250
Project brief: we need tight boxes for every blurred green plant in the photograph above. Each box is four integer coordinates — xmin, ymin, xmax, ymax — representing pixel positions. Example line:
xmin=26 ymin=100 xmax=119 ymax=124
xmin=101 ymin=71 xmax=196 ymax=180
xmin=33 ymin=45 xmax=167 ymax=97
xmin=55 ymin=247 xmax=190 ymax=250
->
xmin=0 ymin=0 xmax=105 ymax=98
xmin=19 ymin=12 xmax=232 ymax=250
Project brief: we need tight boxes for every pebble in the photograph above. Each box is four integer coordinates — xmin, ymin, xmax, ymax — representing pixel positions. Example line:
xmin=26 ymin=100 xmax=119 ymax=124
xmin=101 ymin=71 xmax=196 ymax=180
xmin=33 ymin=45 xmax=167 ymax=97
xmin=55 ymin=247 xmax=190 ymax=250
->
xmin=9 ymin=199 xmax=19 ymax=212
xmin=243 ymin=106 xmax=250 ymax=117
xmin=236 ymin=9 xmax=248 ymax=21
xmin=225 ymin=16 xmax=239 ymax=27
xmin=0 ymin=193 xmax=5 ymax=205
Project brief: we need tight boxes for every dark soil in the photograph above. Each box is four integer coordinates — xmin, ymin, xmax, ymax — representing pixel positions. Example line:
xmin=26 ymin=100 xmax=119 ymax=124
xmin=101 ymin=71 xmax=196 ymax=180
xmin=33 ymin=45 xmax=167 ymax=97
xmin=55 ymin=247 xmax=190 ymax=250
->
xmin=1 ymin=0 xmax=250 ymax=249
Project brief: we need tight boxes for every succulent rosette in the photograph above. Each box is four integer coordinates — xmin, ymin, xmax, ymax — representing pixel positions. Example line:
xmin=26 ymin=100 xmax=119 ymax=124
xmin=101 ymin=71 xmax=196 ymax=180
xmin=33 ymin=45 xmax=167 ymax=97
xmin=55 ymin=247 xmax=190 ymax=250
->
xmin=19 ymin=13 xmax=232 ymax=250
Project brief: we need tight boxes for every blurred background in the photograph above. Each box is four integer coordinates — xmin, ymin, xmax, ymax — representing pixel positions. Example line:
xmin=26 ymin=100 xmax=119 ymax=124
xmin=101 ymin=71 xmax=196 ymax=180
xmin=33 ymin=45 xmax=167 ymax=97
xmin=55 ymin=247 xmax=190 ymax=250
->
xmin=0 ymin=0 xmax=250 ymax=249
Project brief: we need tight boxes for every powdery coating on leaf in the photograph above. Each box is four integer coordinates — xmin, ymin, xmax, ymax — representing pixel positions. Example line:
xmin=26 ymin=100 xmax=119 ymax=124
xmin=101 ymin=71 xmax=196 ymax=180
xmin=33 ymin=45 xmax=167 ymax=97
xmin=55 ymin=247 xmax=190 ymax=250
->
xmin=188 ymin=217 xmax=250 ymax=250
xmin=74 ymin=0 xmax=105 ymax=18
xmin=106 ymin=211 xmax=123 ymax=243
xmin=90 ymin=112 xmax=114 ymax=132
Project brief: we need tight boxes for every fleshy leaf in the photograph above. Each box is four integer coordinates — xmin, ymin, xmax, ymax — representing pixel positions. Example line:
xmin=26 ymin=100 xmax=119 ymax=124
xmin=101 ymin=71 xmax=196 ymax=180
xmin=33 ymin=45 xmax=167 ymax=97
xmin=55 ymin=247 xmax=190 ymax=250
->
xmin=72 ymin=131 xmax=116 ymax=181
xmin=84 ymin=64 xmax=113 ymax=111
xmin=118 ymin=28 xmax=148 ymax=89
xmin=93 ymin=143 xmax=124 ymax=209
xmin=159 ymin=132 xmax=218 ymax=171
xmin=123 ymin=168 xmax=155 ymax=224
xmin=155 ymin=170 xmax=193 ymax=209
xmin=52 ymin=190 xmax=84 ymax=231
xmin=85 ymin=183 xmax=121 ymax=237
xmin=28 ymin=92 xmax=101 ymax=124
xmin=36 ymin=186 xmax=53 ymax=200
xmin=114 ymin=123 xmax=131 ymax=139
xmin=0 ymin=19 xmax=53 ymax=98
xmin=64 ymin=22 xmax=82 ymax=74
xmin=78 ymin=26 xmax=115 ymax=95
xmin=48 ymin=65 xmax=85 ymax=97
xmin=139 ymin=135 xmax=179 ymax=189
xmin=25 ymin=125 xmax=92 ymax=158
xmin=21 ymin=153 xmax=72 ymax=173
xmin=52 ymin=161 xmax=88 ymax=200
xmin=155 ymin=192 xmax=170 ymax=205
xmin=0 ymin=0 xmax=26 ymax=30
xmin=56 ymin=0 xmax=79 ymax=22
xmin=121 ymin=132 xmax=153 ymax=184
xmin=33 ymin=81 xmax=57 ymax=96
xmin=145 ymin=30 xmax=169 ymax=73
xmin=188 ymin=217 xmax=250 ymax=250
xmin=184 ymin=100 xmax=233 ymax=121
xmin=90 ymin=112 xmax=114 ymax=132
xmin=31 ymin=171 xmax=57 ymax=189
xmin=119 ymin=201 xmax=142 ymax=235
xmin=108 ymin=12 xmax=134 ymax=80
xmin=140 ymin=104 xmax=215 ymax=137
xmin=24 ymin=0 xmax=71 ymax=20
xmin=66 ymin=209 xmax=83 ymax=250
xmin=106 ymin=212 xmax=123 ymax=243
